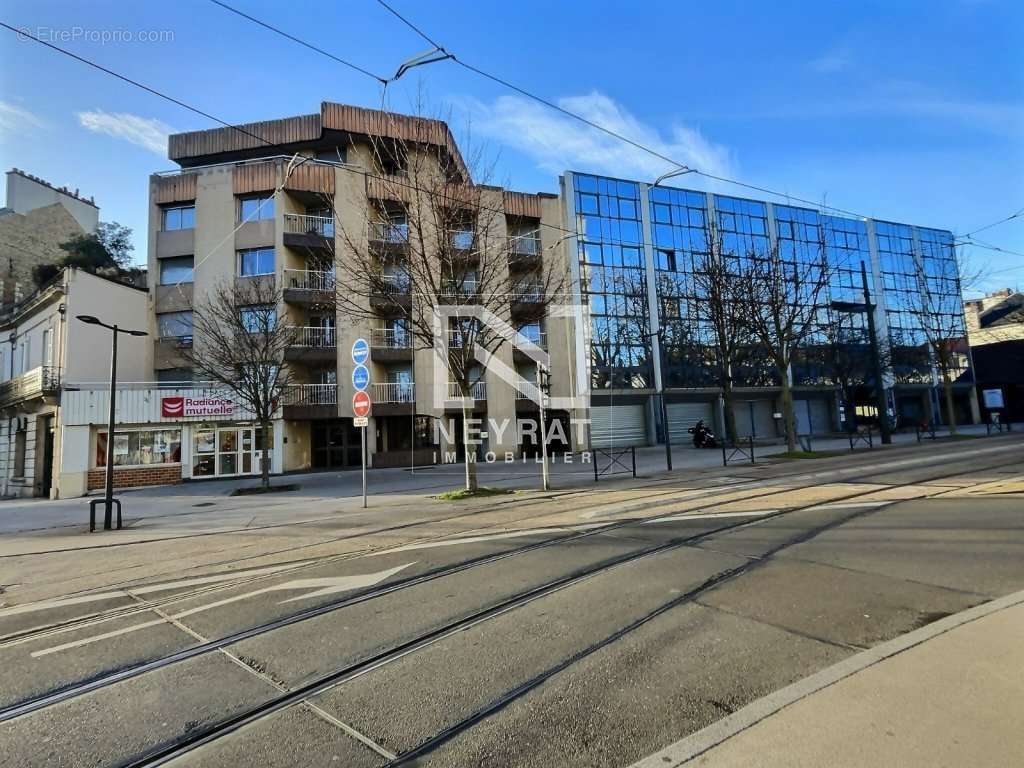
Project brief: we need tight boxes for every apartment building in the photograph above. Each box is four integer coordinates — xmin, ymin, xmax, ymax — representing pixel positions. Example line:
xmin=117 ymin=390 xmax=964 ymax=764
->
xmin=0 ymin=169 xmax=99 ymax=308
xmin=113 ymin=101 xmax=583 ymax=483
xmin=561 ymin=171 xmax=980 ymax=446
xmin=0 ymin=268 xmax=150 ymax=498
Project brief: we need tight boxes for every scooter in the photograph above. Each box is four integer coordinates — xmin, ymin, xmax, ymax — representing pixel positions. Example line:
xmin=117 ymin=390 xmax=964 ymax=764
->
xmin=688 ymin=419 xmax=717 ymax=448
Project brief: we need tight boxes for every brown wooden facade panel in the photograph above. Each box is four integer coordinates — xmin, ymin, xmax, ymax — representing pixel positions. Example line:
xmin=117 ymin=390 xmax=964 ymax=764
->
xmin=169 ymin=114 xmax=320 ymax=161
xmin=152 ymin=174 xmax=198 ymax=205
xmin=233 ymin=161 xmax=280 ymax=195
xmin=503 ymin=191 xmax=543 ymax=219
xmin=365 ymin=174 xmax=412 ymax=204
xmin=283 ymin=163 xmax=335 ymax=195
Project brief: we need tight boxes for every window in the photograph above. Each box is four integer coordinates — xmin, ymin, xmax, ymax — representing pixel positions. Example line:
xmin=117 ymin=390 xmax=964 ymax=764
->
xmin=238 ymin=248 xmax=275 ymax=277
xmin=42 ymin=328 xmax=53 ymax=367
xmin=240 ymin=195 xmax=275 ymax=222
xmin=157 ymin=368 xmax=193 ymax=387
xmin=96 ymin=429 xmax=182 ymax=467
xmin=159 ymin=255 xmax=194 ymax=285
xmin=162 ymin=205 xmax=195 ymax=231
xmin=240 ymin=305 xmax=277 ymax=333
xmin=157 ymin=311 xmax=193 ymax=339
xmin=14 ymin=426 xmax=27 ymax=477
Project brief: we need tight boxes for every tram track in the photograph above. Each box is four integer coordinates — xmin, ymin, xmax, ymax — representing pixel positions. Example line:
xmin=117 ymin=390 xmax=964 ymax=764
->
xmin=118 ymin=452 xmax=1024 ymax=767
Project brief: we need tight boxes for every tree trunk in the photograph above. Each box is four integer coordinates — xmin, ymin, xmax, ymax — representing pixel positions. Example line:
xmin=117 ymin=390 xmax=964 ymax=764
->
xmin=779 ymin=373 xmax=797 ymax=452
xmin=722 ymin=377 xmax=739 ymax=444
xmin=260 ymin=418 xmax=271 ymax=489
xmin=461 ymin=400 xmax=478 ymax=493
xmin=942 ymin=371 xmax=958 ymax=436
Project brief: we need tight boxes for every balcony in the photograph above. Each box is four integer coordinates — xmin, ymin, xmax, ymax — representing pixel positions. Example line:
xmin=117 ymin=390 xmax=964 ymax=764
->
xmin=371 ymin=381 xmax=416 ymax=415
xmin=368 ymin=221 xmax=409 ymax=258
xmin=514 ymin=378 xmax=542 ymax=408
xmin=281 ymin=383 xmax=338 ymax=420
xmin=282 ymin=269 xmax=336 ymax=306
xmin=369 ymin=273 xmax=412 ymax=313
xmin=283 ymin=213 xmax=334 ymax=252
xmin=440 ymin=280 xmax=479 ymax=303
xmin=154 ymin=336 xmax=192 ymax=371
xmin=0 ymin=366 xmax=60 ymax=410
xmin=508 ymin=233 xmax=542 ymax=271
xmin=513 ymin=329 xmax=547 ymax=364
xmin=447 ymin=381 xmax=487 ymax=402
xmin=511 ymin=285 xmax=545 ymax=319
xmin=370 ymin=328 xmax=413 ymax=362
xmin=284 ymin=326 xmax=337 ymax=364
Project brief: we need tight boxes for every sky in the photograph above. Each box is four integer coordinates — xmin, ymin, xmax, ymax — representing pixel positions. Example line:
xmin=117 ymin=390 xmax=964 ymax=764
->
xmin=1 ymin=0 xmax=1021 ymax=295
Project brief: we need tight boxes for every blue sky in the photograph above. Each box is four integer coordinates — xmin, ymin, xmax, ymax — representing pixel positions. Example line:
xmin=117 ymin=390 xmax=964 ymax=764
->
xmin=1 ymin=0 xmax=1021 ymax=294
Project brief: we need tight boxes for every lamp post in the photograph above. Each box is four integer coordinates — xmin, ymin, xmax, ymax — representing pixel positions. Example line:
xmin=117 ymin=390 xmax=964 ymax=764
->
xmin=77 ymin=315 xmax=148 ymax=531
xmin=828 ymin=262 xmax=892 ymax=445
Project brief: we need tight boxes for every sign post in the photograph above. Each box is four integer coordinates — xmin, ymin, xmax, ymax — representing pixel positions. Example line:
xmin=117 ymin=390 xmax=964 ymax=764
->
xmin=351 ymin=338 xmax=371 ymax=508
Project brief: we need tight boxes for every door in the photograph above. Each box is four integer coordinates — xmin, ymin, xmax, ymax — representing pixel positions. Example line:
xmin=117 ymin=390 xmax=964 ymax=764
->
xmin=40 ymin=415 xmax=55 ymax=497
xmin=590 ymin=404 xmax=647 ymax=447
xmin=217 ymin=429 xmax=238 ymax=475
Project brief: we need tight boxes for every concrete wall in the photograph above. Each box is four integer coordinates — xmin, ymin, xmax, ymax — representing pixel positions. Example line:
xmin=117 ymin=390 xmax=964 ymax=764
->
xmin=5 ymin=170 xmax=99 ymax=232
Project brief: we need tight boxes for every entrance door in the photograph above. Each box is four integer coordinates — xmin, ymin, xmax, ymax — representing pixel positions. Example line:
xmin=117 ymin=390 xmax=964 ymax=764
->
xmin=217 ymin=429 xmax=239 ymax=475
xmin=40 ymin=415 xmax=55 ymax=497
xmin=312 ymin=420 xmax=358 ymax=469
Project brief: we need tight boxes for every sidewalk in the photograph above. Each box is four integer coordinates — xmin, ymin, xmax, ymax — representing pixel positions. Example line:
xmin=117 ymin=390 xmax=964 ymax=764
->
xmin=632 ymin=590 xmax=1024 ymax=768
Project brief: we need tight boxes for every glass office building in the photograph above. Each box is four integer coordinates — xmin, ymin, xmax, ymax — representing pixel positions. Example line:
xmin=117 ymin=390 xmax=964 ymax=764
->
xmin=563 ymin=171 xmax=977 ymax=446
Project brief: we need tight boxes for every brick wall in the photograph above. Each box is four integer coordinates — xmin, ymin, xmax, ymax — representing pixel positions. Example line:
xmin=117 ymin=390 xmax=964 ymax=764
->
xmin=87 ymin=465 xmax=182 ymax=490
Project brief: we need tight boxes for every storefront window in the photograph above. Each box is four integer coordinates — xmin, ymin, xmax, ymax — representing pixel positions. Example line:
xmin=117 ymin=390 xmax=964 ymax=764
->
xmin=97 ymin=430 xmax=182 ymax=467
xmin=193 ymin=429 xmax=216 ymax=476
xmin=192 ymin=426 xmax=272 ymax=477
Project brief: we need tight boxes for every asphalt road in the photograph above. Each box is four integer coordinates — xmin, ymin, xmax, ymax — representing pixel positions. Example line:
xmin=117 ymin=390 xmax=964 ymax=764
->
xmin=1 ymin=436 xmax=1022 ymax=767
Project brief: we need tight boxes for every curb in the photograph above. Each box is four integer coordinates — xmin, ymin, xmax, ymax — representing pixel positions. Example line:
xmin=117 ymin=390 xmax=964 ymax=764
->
xmin=628 ymin=587 xmax=1024 ymax=768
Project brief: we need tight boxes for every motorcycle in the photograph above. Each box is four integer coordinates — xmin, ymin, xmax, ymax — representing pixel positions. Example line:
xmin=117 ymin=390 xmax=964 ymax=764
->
xmin=688 ymin=419 xmax=717 ymax=449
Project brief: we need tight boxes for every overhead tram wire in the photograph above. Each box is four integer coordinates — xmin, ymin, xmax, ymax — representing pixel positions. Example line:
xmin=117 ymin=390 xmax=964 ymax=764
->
xmin=0 ymin=22 xmax=600 ymax=256
xmin=959 ymin=206 xmax=1024 ymax=239
xmin=372 ymin=0 xmax=874 ymax=222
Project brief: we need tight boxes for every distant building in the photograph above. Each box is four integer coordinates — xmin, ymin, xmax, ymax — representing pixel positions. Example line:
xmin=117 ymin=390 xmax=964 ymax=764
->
xmin=965 ymin=289 xmax=1024 ymax=423
xmin=0 ymin=169 xmax=100 ymax=308
xmin=0 ymin=268 xmax=150 ymax=498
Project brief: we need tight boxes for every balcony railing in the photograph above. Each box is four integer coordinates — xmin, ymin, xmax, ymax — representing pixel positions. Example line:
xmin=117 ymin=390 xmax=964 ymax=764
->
xmin=447 ymin=328 xmax=479 ymax=349
xmin=515 ymin=328 xmax=546 ymax=348
xmin=514 ymin=379 xmax=541 ymax=400
xmin=283 ymin=268 xmax=336 ymax=292
xmin=448 ymin=381 xmax=487 ymax=400
xmin=284 ymin=213 xmax=334 ymax=238
xmin=371 ymin=328 xmax=412 ymax=349
xmin=281 ymin=383 xmax=338 ymax=407
xmin=512 ymin=286 xmax=545 ymax=303
xmin=373 ymin=273 xmax=412 ymax=295
xmin=0 ymin=366 xmax=60 ymax=408
xmin=441 ymin=280 xmax=478 ymax=299
xmin=508 ymin=233 xmax=541 ymax=256
xmin=372 ymin=382 xmax=415 ymax=403
xmin=368 ymin=221 xmax=409 ymax=244
xmin=290 ymin=326 xmax=337 ymax=348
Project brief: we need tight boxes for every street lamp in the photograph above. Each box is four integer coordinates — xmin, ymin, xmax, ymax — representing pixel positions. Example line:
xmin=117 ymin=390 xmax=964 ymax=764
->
xmin=77 ymin=315 xmax=148 ymax=531
xmin=827 ymin=262 xmax=893 ymax=445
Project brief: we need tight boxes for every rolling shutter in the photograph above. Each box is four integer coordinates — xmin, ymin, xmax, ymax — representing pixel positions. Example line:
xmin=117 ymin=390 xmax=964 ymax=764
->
xmin=795 ymin=399 xmax=833 ymax=435
xmin=590 ymin=404 xmax=647 ymax=447
xmin=667 ymin=402 xmax=714 ymax=444
xmin=734 ymin=400 xmax=777 ymax=438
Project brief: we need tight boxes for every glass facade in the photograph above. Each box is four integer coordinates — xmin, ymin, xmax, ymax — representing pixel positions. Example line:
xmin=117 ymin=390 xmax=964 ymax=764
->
xmin=568 ymin=171 xmax=970 ymax=395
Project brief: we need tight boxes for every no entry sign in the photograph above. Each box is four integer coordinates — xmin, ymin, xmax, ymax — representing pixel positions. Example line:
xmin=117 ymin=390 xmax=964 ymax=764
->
xmin=352 ymin=390 xmax=371 ymax=418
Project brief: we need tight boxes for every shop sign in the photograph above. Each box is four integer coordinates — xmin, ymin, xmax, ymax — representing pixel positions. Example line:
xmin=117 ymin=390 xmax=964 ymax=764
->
xmin=161 ymin=395 xmax=235 ymax=418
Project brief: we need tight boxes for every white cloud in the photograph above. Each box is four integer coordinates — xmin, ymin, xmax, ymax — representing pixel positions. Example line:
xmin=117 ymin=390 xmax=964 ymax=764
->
xmin=0 ymin=100 xmax=46 ymax=136
xmin=809 ymin=49 xmax=852 ymax=74
xmin=466 ymin=91 xmax=734 ymax=182
xmin=77 ymin=109 xmax=172 ymax=155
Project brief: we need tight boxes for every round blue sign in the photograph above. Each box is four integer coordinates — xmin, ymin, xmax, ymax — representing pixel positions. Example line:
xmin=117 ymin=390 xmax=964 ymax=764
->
xmin=352 ymin=364 xmax=370 ymax=391
xmin=351 ymin=338 xmax=369 ymax=365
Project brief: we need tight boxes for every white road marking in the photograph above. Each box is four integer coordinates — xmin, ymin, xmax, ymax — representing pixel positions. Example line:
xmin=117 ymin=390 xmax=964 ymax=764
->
xmin=30 ymin=563 xmax=414 ymax=658
xmin=806 ymin=501 xmax=892 ymax=511
xmin=0 ymin=562 xmax=304 ymax=618
xmin=641 ymin=510 xmax=778 ymax=524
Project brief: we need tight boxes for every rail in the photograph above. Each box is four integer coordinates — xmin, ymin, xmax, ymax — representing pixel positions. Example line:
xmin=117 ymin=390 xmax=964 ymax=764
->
xmin=289 ymin=326 xmax=336 ymax=348
xmin=721 ymin=436 xmax=756 ymax=466
xmin=370 ymin=328 xmax=412 ymax=349
xmin=283 ymin=213 xmax=334 ymax=238
xmin=283 ymin=269 xmax=336 ymax=292
xmin=372 ymin=382 xmax=415 ymax=403
xmin=0 ymin=366 xmax=60 ymax=407
xmin=281 ymin=384 xmax=338 ymax=406
xmin=447 ymin=381 xmax=486 ymax=400
xmin=591 ymin=445 xmax=637 ymax=481
xmin=368 ymin=221 xmax=409 ymax=244
xmin=507 ymin=233 xmax=540 ymax=256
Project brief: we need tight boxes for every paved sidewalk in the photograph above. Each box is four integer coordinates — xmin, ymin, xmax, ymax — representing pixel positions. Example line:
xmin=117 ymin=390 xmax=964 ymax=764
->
xmin=633 ymin=591 xmax=1024 ymax=768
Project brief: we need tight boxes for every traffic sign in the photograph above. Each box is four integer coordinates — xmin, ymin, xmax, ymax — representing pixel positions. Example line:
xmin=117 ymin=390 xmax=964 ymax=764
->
xmin=353 ymin=416 xmax=368 ymax=427
xmin=352 ymin=390 xmax=371 ymax=418
xmin=351 ymin=338 xmax=369 ymax=365
xmin=352 ymin=364 xmax=370 ymax=391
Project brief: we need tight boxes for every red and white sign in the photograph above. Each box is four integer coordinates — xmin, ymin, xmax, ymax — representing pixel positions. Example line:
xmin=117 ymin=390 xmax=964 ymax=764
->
xmin=161 ymin=396 xmax=235 ymax=418
xmin=352 ymin=390 xmax=371 ymax=418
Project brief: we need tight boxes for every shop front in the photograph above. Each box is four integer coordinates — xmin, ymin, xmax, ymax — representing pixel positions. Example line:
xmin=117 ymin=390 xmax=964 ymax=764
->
xmin=58 ymin=385 xmax=284 ymax=497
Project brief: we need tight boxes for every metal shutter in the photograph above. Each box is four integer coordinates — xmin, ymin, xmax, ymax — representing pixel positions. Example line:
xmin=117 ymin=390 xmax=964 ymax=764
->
xmin=794 ymin=400 xmax=812 ymax=435
xmin=667 ymin=402 xmax=714 ymax=444
xmin=590 ymin=404 xmax=647 ymax=447
xmin=735 ymin=400 xmax=777 ymax=438
xmin=809 ymin=399 xmax=832 ymax=434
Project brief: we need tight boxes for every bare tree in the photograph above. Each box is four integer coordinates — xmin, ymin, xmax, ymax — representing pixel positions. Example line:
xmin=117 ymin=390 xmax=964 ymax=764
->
xmin=184 ymin=278 xmax=298 ymax=489
xmin=736 ymin=237 xmax=835 ymax=452
xmin=905 ymin=244 xmax=981 ymax=434
xmin=814 ymin=311 xmax=892 ymax=431
xmin=329 ymin=106 xmax=564 ymax=492
xmin=686 ymin=222 xmax=755 ymax=443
